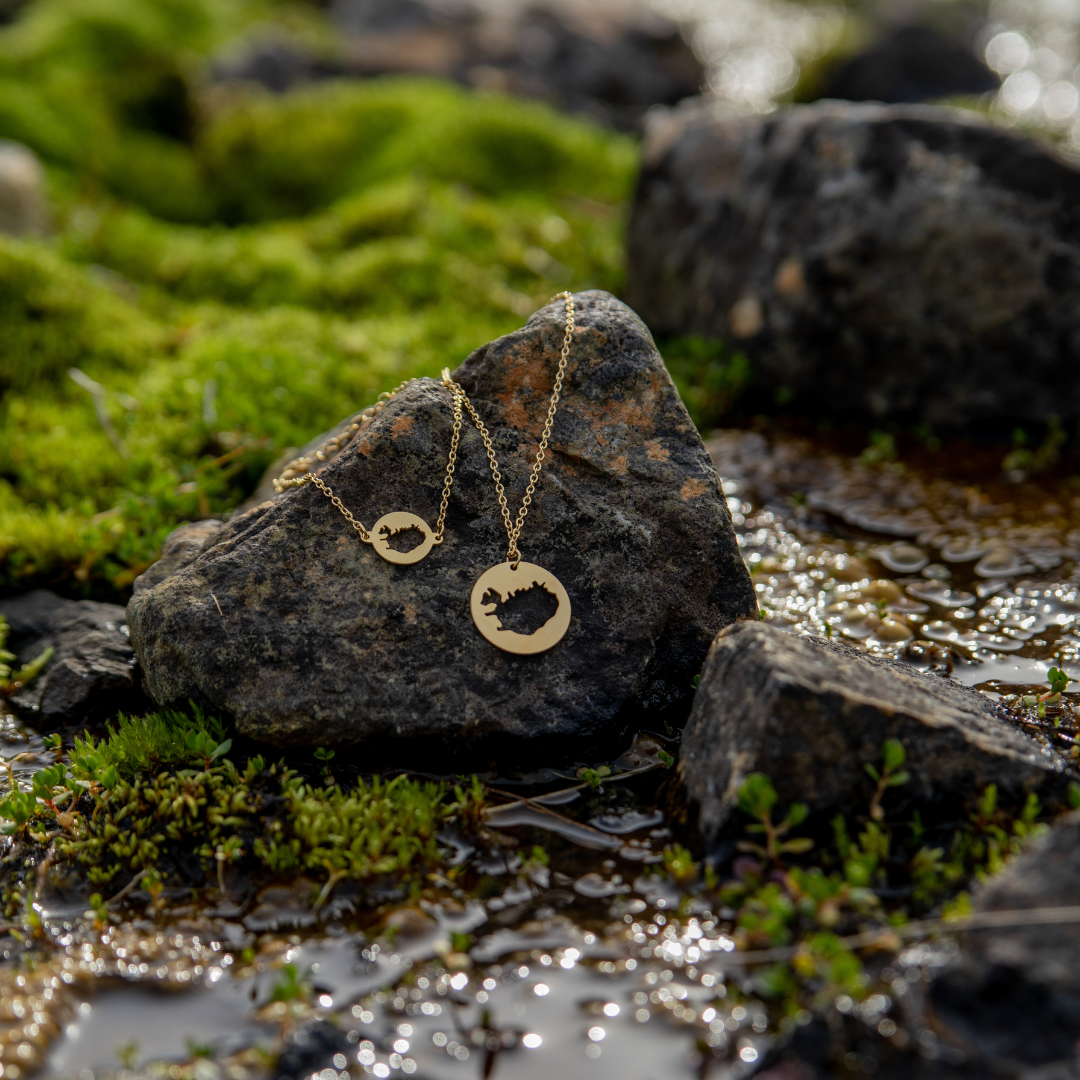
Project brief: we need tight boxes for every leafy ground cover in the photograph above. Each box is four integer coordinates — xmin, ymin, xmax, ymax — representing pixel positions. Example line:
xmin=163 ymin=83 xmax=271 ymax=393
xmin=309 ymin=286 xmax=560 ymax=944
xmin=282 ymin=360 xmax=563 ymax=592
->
xmin=0 ymin=0 xmax=636 ymax=599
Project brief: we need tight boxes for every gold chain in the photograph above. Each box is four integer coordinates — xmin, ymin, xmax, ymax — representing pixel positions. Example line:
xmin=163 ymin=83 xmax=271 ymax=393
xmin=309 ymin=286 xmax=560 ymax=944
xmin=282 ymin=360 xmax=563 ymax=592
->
xmin=273 ymin=379 xmax=466 ymax=545
xmin=444 ymin=292 xmax=574 ymax=566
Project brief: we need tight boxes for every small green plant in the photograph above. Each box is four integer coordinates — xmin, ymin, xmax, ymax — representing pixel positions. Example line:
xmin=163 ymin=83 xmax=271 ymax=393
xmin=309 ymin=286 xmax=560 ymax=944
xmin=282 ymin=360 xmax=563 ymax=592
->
xmin=115 ymin=1040 xmax=140 ymax=1069
xmin=858 ymin=430 xmax=898 ymax=466
xmin=657 ymin=750 xmax=675 ymax=769
xmin=663 ymin=843 xmax=699 ymax=885
xmin=0 ymin=789 xmax=37 ymax=835
xmin=0 ymin=616 xmax=53 ymax=693
xmin=214 ymin=835 xmax=244 ymax=895
xmin=578 ymin=765 xmax=611 ymax=789
xmin=865 ymin=738 xmax=910 ymax=821
xmin=736 ymin=773 xmax=814 ymax=862
xmin=87 ymin=892 xmax=110 ymax=931
xmin=271 ymin=962 xmax=312 ymax=1003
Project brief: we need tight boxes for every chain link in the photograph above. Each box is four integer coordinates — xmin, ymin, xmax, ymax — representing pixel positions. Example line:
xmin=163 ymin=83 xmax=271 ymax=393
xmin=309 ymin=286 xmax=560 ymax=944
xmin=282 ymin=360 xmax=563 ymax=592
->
xmin=273 ymin=377 xmax=465 ymax=544
xmin=445 ymin=292 xmax=574 ymax=566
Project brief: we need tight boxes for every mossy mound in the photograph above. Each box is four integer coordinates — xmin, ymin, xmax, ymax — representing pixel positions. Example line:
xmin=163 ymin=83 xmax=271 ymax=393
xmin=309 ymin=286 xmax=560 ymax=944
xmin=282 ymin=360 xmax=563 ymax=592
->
xmin=0 ymin=0 xmax=637 ymax=598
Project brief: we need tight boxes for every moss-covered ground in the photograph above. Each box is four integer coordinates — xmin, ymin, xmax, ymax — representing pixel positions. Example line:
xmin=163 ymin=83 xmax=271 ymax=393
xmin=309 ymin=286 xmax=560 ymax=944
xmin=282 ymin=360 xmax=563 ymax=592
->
xmin=0 ymin=0 xmax=636 ymax=598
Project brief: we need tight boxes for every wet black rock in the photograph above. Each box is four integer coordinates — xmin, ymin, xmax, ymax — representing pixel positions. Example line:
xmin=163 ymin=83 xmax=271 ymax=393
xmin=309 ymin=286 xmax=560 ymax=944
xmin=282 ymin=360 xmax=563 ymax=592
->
xmin=275 ymin=1021 xmax=353 ymax=1080
xmin=679 ymin=621 xmax=1070 ymax=849
xmin=0 ymin=590 xmax=143 ymax=726
xmin=930 ymin=812 xmax=1080 ymax=1071
xmin=628 ymin=100 xmax=1080 ymax=429
xmin=820 ymin=26 xmax=998 ymax=104
xmin=215 ymin=1 xmax=703 ymax=131
xmin=128 ymin=291 xmax=755 ymax=765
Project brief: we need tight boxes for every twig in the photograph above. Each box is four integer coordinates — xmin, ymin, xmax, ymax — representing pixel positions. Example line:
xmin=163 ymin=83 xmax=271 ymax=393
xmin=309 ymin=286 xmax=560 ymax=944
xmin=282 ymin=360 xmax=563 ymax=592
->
xmin=485 ymin=762 xmax=660 ymax=814
xmin=715 ymin=905 xmax=1080 ymax=966
xmin=107 ymin=868 xmax=148 ymax=908
xmin=68 ymin=368 xmax=129 ymax=459
xmin=482 ymin=764 xmax=661 ymax=844
xmin=210 ymin=592 xmax=224 ymax=617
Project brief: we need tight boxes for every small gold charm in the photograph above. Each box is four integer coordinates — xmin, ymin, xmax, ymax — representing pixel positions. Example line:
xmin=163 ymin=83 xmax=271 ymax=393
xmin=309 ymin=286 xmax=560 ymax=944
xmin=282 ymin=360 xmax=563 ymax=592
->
xmin=470 ymin=561 xmax=571 ymax=654
xmin=368 ymin=512 xmax=435 ymax=565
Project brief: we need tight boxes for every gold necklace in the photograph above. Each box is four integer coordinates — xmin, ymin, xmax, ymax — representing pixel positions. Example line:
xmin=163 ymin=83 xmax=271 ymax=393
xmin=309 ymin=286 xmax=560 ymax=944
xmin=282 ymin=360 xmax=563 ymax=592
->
xmin=272 ymin=380 xmax=466 ymax=565
xmin=442 ymin=292 xmax=574 ymax=654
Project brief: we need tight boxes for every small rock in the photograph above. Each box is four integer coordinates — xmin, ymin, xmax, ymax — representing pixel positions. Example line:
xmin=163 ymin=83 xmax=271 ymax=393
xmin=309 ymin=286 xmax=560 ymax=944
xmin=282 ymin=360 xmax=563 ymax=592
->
xmin=931 ymin=812 xmax=1080 ymax=1069
xmin=628 ymin=100 xmax=1080 ymax=428
xmin=214 ymin=1 xmax=703 ymax=131
xmin=679 ymin=621 xmax=1070 ymax=849
xmin=0 ymin=589 xmax=143 ymax=726
xmin=275 ymin=1021 xmax=353 ymax=1080
xmin=0 ymin=140 xmax=48 ymax=237
xmin=129 ymin=291 xmax=755 ymax=764
xmin=820 ymin=26 xmax=999 ymax=104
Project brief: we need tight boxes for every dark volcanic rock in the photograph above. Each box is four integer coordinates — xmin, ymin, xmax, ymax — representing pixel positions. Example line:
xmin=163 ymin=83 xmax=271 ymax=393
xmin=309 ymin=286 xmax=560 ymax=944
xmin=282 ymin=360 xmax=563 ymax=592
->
xmin=679 ymin=621 xmax=1069 ymax=848
xmin=930 ymin=812 xmax=1080 ymax=1070
xmin=628 ymin=100 xmax=1080 ymax=429
xmin=127 ymin=291 xmax=755 ymax=765
xmin=821 ymin=26 xmax=998 ymax=104
xmin=214 ymin=1 xmax=703 ymax=132
xmin=0 ymin=590 xmax=142 ymax=726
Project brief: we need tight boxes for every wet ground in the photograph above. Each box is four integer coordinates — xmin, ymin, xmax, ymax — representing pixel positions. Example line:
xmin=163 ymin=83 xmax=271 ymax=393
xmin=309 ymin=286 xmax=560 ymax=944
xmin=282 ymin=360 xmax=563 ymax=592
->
xmin=3 ymin=425 xmax=1079 ymax=1079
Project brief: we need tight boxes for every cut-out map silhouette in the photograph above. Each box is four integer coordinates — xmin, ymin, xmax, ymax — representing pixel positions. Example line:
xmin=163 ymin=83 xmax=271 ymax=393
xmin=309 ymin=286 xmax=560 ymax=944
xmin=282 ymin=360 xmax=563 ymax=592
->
xmin=481 ymin=579 xmax=560 ymax=636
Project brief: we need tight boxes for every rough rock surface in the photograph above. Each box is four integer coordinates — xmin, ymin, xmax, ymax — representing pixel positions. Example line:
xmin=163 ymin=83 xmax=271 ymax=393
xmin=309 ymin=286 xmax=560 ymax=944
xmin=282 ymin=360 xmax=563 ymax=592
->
xmin=128 ymin=291 xmax=756 ymax=764
xmin=0 ymin=590 xmax=141 ymax=725
xmin=627 ymin=100 xmax=1080 ymax=428
xmin=930 ymin=812 xmax=1080 ymax=1069
xmin=0 ymin=140 xmax=48 ymax=237
xmin=679 ymin=621 xmax=1070 ymax=848
xmin=214 ymin=0 xmax=703 ymax=131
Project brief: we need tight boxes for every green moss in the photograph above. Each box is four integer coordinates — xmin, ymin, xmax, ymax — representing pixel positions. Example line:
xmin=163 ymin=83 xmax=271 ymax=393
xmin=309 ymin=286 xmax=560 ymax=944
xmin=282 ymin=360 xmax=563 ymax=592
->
xmin=1 ymin=709 xmax=474 ymax=904
xmin=0 ymin=237 xmax=168 ymax=391
xmin=0 ymin=35 xmax=630 ymax=600
xmin=199 ymin=78 xmax=635 ymax=222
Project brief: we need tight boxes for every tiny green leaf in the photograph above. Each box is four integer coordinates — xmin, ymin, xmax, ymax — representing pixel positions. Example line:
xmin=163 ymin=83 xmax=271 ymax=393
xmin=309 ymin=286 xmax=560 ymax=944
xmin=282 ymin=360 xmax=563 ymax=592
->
xmin=209 ymin=739 xmax=232 ymax=761
xmin=882 ymin=738 xmax=906 ymax=771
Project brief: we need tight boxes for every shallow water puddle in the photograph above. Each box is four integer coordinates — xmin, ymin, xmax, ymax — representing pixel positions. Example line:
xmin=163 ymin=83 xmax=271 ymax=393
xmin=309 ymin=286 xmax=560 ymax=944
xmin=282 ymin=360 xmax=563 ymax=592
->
xmin=42 ymin=915 xmax=740 ymax=1079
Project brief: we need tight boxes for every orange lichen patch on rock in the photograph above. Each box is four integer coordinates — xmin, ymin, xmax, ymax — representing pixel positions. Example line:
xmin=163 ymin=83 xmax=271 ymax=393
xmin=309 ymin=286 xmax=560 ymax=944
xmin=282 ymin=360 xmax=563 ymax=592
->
xmin=610 ymin=455 xmax=628 ymax=476
xmin=680 ymin=477 xmax=709 ymax=500
xmin=391 ymin=414 xmax=416 ymax=439
xmin=355 ymin=434 xmax=378 ymax=457
xmin=403 ymin=603 xmax=419 ymax=624
xmin=645 ymin=439 xmax=671 ymax=462
xmin=491 ymin=339 xmax=557 ymax=434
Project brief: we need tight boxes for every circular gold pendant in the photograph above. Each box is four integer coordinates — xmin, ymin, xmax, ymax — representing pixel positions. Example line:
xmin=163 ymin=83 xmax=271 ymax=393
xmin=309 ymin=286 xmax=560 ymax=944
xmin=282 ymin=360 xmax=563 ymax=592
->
xmin=470 ymin=561 xmax=571 ymax=654
xmin=369 ymin=512 xmax=435 ymax=565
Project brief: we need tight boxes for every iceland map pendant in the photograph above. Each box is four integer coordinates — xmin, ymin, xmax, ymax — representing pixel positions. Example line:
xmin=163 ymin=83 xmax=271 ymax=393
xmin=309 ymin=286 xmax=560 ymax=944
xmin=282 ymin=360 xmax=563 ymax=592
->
xmin=470 ymin=561 xmax=571 ymax=654
xmin=367 ymin=512 xmax=436 ymax=565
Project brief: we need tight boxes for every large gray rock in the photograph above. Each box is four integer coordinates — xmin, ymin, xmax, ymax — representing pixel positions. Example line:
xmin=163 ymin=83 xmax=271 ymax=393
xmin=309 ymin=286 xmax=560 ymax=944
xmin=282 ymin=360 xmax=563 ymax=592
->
xmin=627 ymin=100 xmax=1080 ymax=428
xmin=931 ymin=813 xmax=1080 ymax=1070
xmin=679 ymin=621 xmax=1071 ymax=847
xmin=0 ymin=590 xmax=141 ymax=726
xmin=127 ymin=291 xmax=756 ymax=765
